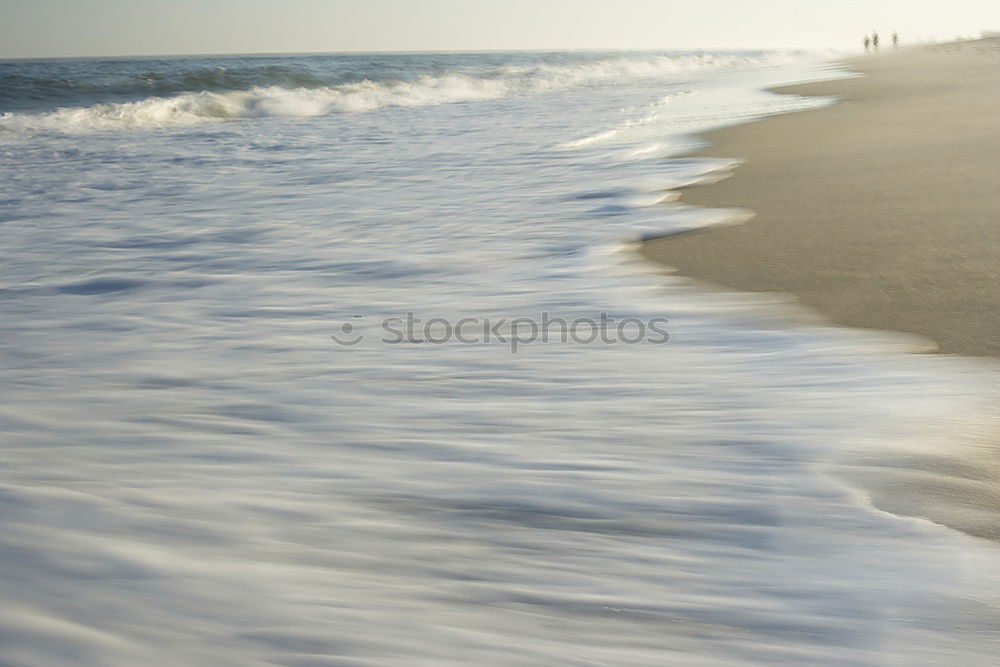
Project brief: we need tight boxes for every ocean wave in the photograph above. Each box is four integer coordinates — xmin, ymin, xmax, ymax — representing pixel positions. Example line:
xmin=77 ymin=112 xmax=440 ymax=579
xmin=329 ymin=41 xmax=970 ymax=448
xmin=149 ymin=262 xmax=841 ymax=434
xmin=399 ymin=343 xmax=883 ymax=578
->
xmin=0 ymin=51 xmax=796 ymax=132
xmin=0 ymin=65 xmax=329 ymax=106
xmin=0 ymin=79 xmax=509 ymax=131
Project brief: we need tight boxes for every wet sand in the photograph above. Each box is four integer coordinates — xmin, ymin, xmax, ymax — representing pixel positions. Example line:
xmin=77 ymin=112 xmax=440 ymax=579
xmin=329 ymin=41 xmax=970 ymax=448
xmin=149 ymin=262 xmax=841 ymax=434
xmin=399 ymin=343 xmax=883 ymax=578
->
xmin=641 ymin=38 xmax=1000 ymax=357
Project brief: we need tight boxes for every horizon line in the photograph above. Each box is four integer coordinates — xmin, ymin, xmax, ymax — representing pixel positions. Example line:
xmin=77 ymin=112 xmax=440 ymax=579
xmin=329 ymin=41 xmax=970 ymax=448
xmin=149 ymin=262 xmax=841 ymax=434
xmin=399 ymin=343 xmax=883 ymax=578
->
xmin=0 ymin=43 xmax=846 ymax=63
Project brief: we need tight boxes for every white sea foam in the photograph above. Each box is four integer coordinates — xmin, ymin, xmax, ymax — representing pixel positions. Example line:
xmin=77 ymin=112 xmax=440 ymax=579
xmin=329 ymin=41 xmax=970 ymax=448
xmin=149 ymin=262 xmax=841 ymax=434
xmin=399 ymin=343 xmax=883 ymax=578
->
xmin=0 ymin=52 xmax=801 ymax=133
xmin=0 ymin=82 xmax=498 ymax=131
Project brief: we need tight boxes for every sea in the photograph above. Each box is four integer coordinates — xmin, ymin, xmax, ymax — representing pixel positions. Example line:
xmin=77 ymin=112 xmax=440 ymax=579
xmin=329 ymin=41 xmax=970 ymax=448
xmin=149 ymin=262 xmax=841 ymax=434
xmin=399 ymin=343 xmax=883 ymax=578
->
xmin=1 ymin=50 xmax=998 ymax=666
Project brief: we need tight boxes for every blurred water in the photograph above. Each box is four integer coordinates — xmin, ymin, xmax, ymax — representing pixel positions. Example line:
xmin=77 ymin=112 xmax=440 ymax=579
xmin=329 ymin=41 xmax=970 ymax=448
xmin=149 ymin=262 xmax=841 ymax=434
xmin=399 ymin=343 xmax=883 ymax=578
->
xmin=1 ymin=51 xmax=999 ymax=666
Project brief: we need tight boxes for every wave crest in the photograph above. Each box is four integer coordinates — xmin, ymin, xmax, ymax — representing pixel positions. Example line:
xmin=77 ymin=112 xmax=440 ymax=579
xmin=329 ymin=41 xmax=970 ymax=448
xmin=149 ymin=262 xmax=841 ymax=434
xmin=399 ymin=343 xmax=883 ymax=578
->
xmin=0 ymin=77 xmax=513 ymax=132
xmin=0 ymin=52 xmax=797 ymax=133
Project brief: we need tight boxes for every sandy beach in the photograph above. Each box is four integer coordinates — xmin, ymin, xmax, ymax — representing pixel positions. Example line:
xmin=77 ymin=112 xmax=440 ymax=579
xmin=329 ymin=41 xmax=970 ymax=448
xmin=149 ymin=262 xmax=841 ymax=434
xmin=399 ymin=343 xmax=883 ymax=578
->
xmin=642 ymin=38 xmax=1000 ymax=357
xmin=640 ymin=38 xmax=1000 ymax=543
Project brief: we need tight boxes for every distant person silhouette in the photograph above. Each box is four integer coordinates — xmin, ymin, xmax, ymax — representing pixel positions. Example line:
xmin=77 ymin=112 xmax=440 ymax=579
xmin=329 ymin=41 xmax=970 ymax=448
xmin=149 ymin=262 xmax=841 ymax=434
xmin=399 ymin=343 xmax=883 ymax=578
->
xmin=864 ymin=36 xmax=870 ymax=54
xmin=872 ymin=32 xmax=880 ymax=52
xmin=892 ymin=32 xmax=899 ymax=49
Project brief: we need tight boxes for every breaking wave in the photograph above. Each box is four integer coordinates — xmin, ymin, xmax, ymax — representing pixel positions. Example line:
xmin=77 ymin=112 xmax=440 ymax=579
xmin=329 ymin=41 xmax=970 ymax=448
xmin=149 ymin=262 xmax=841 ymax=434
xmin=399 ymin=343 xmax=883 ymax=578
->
xmin=0 ymin=51 xmax=799 ymax=132
xmin=0 ymin=80 xmax=509 ymax=131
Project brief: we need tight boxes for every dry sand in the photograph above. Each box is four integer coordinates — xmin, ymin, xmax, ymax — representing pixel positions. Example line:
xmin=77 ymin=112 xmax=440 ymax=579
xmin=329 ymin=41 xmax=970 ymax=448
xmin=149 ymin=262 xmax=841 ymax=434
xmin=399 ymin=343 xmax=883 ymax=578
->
xmin=641 ymin=38 xmax=1000 ymax=357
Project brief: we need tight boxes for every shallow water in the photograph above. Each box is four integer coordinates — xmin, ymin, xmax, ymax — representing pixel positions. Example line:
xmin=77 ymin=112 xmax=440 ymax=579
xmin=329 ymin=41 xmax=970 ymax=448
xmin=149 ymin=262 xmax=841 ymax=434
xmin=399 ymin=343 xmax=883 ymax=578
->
xmin=2 ymin=50 xmax=999 ymax=665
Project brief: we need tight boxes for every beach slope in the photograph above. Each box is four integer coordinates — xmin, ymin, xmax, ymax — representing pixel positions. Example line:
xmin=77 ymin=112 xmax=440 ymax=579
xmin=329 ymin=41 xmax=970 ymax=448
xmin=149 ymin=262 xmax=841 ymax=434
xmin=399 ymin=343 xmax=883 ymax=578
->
xmin=641 ymin=39 xmax=1000 ymax=357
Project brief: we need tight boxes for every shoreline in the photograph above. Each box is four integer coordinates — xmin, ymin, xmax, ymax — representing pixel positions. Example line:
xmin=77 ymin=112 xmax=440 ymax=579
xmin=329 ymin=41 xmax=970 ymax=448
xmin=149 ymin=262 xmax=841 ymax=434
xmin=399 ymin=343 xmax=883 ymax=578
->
xmin=640 ymin=38 xmax=1000 ymax=358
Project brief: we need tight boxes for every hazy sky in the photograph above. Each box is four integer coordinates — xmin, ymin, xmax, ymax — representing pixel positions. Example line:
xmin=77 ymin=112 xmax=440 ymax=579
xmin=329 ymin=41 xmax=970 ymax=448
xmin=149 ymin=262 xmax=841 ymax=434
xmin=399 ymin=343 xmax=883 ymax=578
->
xmin=2 ymin=0 xmax=999 ymax=58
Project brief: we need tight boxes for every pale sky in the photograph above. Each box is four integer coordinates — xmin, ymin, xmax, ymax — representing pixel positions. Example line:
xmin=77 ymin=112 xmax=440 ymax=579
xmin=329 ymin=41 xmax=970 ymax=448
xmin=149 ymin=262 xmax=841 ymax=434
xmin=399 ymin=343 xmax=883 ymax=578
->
xmin=2 ymin=0 xmax=998 ymax=59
